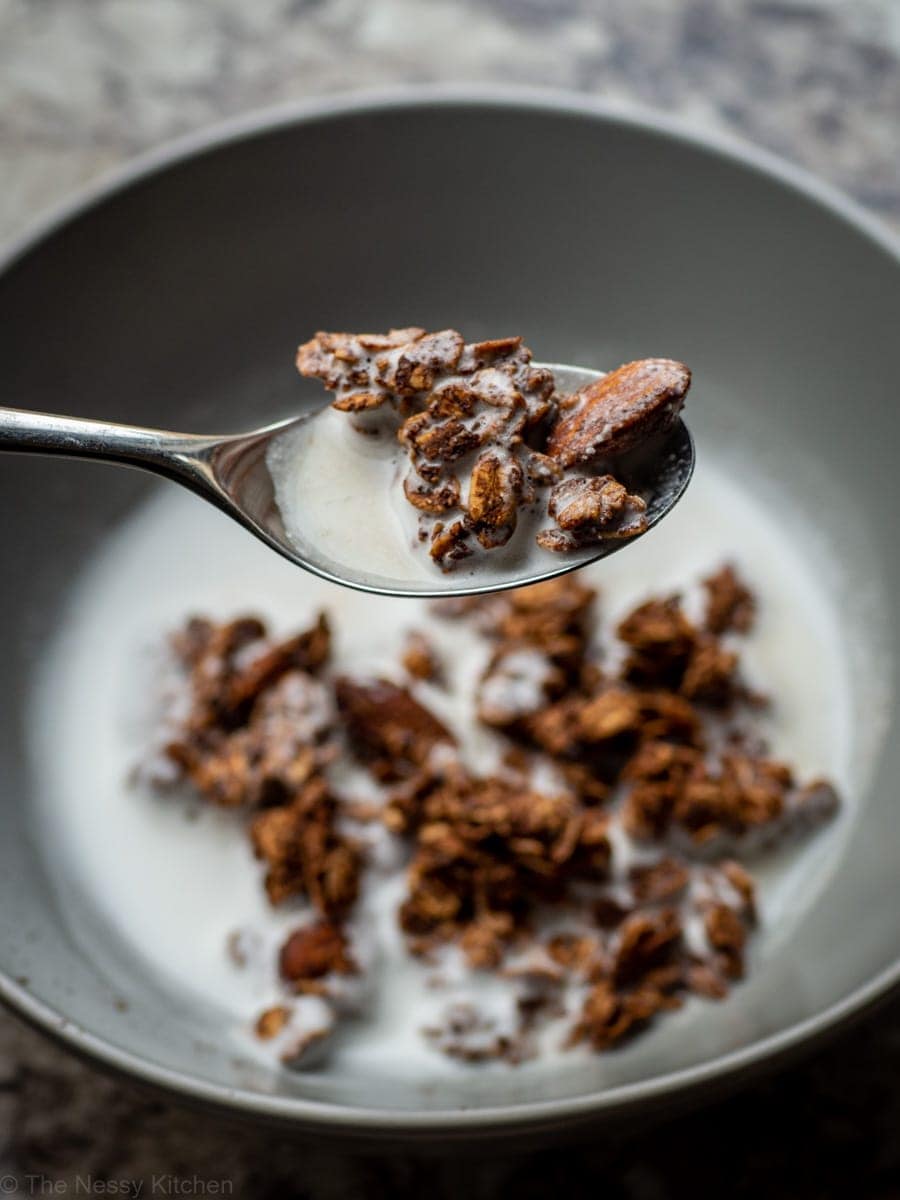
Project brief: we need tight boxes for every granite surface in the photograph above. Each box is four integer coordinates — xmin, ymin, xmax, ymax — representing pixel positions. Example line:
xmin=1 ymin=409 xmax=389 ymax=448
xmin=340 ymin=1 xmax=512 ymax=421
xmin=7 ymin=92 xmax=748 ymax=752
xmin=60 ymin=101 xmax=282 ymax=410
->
xmin=2 ymin=0 xmax=900 ymax=1196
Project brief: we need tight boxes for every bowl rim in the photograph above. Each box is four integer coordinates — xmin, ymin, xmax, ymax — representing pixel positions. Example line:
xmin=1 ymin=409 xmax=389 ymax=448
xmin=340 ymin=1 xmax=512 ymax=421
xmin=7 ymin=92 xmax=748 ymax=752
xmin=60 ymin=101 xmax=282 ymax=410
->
xmin=2 ymin=83 xmax=899 ymax=1135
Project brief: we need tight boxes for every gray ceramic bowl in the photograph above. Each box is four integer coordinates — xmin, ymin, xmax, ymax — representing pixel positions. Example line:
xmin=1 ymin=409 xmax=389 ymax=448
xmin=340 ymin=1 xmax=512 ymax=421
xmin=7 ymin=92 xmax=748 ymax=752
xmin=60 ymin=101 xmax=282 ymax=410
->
xmin=1 ymin=88 xmax=899 ymax=1142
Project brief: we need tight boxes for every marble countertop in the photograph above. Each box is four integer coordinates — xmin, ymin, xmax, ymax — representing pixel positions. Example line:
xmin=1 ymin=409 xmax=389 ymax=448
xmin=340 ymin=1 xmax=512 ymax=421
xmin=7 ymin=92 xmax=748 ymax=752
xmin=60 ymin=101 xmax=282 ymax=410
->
xmin=2 ymin=0 xmax=900 ymax=1195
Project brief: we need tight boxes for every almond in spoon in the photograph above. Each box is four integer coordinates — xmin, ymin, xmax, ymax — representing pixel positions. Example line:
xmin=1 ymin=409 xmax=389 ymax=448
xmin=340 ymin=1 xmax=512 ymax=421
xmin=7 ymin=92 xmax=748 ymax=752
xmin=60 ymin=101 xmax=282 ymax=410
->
xmin=547 ymin=358 xmax=691 ymax=467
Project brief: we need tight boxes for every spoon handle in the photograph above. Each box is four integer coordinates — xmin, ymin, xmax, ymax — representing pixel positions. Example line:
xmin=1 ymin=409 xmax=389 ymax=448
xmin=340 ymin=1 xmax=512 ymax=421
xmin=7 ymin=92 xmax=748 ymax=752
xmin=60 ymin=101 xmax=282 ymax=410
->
xmin=0 ymin=405 xmax=214 ymax=486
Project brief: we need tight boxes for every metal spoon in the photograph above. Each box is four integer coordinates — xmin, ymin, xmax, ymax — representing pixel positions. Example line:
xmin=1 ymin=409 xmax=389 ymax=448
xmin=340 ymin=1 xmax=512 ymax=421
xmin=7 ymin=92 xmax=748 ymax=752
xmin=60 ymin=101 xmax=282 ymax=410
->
xmin=0 ymin=364 xmax=694 ymax=598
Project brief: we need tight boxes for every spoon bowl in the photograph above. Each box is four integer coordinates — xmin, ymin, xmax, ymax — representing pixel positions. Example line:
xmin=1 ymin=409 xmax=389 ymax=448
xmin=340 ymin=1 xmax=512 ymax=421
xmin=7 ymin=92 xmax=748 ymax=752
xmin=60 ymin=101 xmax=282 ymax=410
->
xmin=0 ymin=363 xmax=694 ymax=597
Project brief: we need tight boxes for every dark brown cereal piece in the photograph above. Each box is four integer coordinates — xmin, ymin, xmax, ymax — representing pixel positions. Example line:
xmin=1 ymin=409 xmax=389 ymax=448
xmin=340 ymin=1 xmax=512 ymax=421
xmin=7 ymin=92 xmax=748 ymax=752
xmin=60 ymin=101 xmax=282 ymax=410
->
xmin=255 ymin=1005 xmax=292 ymax=1039
xmin=628 ymin=857 xmax=691 ymax=904
xmin=429 ymin=380 xmax=478 ymax=420
xmin=622 ymin=781 xmax=679 ymax=841
xmin=502 ymin=575 xmax=596 ymax=627
xmin=398 ymin=774 xmax=610 ymax=965
xmin=675 ymin=753 xmax=791 ymax=844
xmin=297 ymin=327 xmax=426 ymax=392
xmin=299 ymin=327 xmax=459 ymax=412
xmin=680 ymin=635 xmax=740 ymax=706
xmin=467 ymin=450 xmax=524 ymax=549
xmin=331 ymin=391 xmax=390 ymax=413
xmin=578 ymin=688 xmax=643 ymax=742
xmin=472 ymin=576 xmax=598 ymax=675
xmin=721 ymin=860 xmax=757 ymax=915
xmin=546 ymin=933 xmax=601 ymax=975
xmin=621 ymin=739 xmax=830 ymax=848
xmin=468 ymin=335 xmax=524 ymax=364
xmin=402 ymin=415 xmax=481 ymax=463
xmin=401 ymin=631 xmax=442 ymax=682
xmin=524 ymin=450 xmax=562 ymax=488
xmin=569 ymin=979 xmax=675 ymax=1051
xmin=573 ymin=808 xmax=615 ymax=874
xmin=460 ymin=911 xmax=518 ymax=970
xmin=703 ymin=903 xmax=747 ymax=979
xmin=422 ymin=778 xmax=585 ymax=869
xmin=429 ymin=519 xmax=474 ymax=568
xmin=615 ymin=593 xmax=748 ymax=711
xmin=686 ymin=961 xmax=730 ymax=1000
xmin=383 ymin=767 xmax=447 ymax=836
xmin=250 ymin=778 xmax=361 ymax=912
xmin=558 ymin=761 xmax=611 ymax=806
xmin=380 ymin=329 xmax=466 ymax=395
xmin=635 ymin=691 xmax=704 ymax=745
xmin=169 ymin=615 xmax=267 ymax=731
xmin=612 ymin=908 xmax=683 ymax=987
xmin=170 ymin=615 xmax=265 ymax=672
xmin=541 ymin=475 xmax=648 ymax=547
xmin=622 ymin=738 xmax=703 ymax=788
xmin=551 ymin=476 xmax=631 ymax=531
xmin=221 ymin=614 xmax=331 ymax=719
xmin=167 ymin=669 xmax=335 ymax=809
xmin=616 ymin=595 xmax=696 ymax=688
xmin=279 ymin=920 xmax=357 ymax=987
xmin=534 ymin=529 xmax=580 ymax=553
xmin=593 ymin=894 xmax=632 ymax=930
xmin=335 ymin=677 xmax=455 ymax=779
xmin=525 ymin=696 xmax=588 ymax=757
xmin=403 ymin=474 xmax=461 ymax=514
xmin=547 ymin=359 xmax=690 ymax=467
xmin=168 ymin=612 xmax=330 ymax=737
xmin=702 ymin=564 xmax=757 ymax=635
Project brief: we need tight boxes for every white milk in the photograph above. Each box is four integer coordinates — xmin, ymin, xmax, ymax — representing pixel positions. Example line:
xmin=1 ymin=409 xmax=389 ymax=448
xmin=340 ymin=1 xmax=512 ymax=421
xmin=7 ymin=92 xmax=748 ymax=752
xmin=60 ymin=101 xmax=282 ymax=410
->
xmin=267 ymin=406 xmax=588 ymax=587
xmin=29 ymin=455 xmax=855 ymax=1080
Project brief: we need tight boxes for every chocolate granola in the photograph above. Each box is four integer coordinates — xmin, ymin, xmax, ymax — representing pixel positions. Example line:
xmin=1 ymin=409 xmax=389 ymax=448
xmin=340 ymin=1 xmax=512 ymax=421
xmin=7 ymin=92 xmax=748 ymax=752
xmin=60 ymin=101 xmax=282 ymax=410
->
xmin=149 ymin=562 xmax=838 ymax=1065
xmin=296 ymin=328 xmax=691 ymax=569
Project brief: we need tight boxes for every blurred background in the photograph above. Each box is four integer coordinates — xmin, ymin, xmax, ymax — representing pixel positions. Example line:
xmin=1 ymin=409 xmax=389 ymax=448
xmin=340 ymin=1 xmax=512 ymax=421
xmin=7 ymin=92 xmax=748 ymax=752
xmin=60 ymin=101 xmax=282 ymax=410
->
xmin=3 ymin=0 xmax=899 ymax=244
xmin=1 ymin=0 xmax=899 ymax=1196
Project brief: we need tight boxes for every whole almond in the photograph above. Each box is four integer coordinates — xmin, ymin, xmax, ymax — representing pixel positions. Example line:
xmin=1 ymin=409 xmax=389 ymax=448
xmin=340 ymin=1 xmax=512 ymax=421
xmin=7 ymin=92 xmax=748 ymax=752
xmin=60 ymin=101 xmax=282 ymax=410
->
xmin=547 ymin=359 xmax=690 ymax=467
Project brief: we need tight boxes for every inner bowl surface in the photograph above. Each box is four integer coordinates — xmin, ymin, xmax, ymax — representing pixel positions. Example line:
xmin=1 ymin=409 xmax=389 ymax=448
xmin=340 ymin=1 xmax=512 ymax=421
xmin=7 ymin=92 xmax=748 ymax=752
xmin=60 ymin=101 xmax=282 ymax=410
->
xmin=1 ymin=89 xmax=899 ymax=1138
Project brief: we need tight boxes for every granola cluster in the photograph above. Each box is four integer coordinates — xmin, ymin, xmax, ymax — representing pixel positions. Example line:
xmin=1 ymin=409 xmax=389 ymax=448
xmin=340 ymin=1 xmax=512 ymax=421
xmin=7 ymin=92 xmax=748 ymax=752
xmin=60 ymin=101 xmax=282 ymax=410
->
xmin=296 ymin=328 xmax=690 ymax=568
xmin=151 ymin=563 xmax=838 ymax=1066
